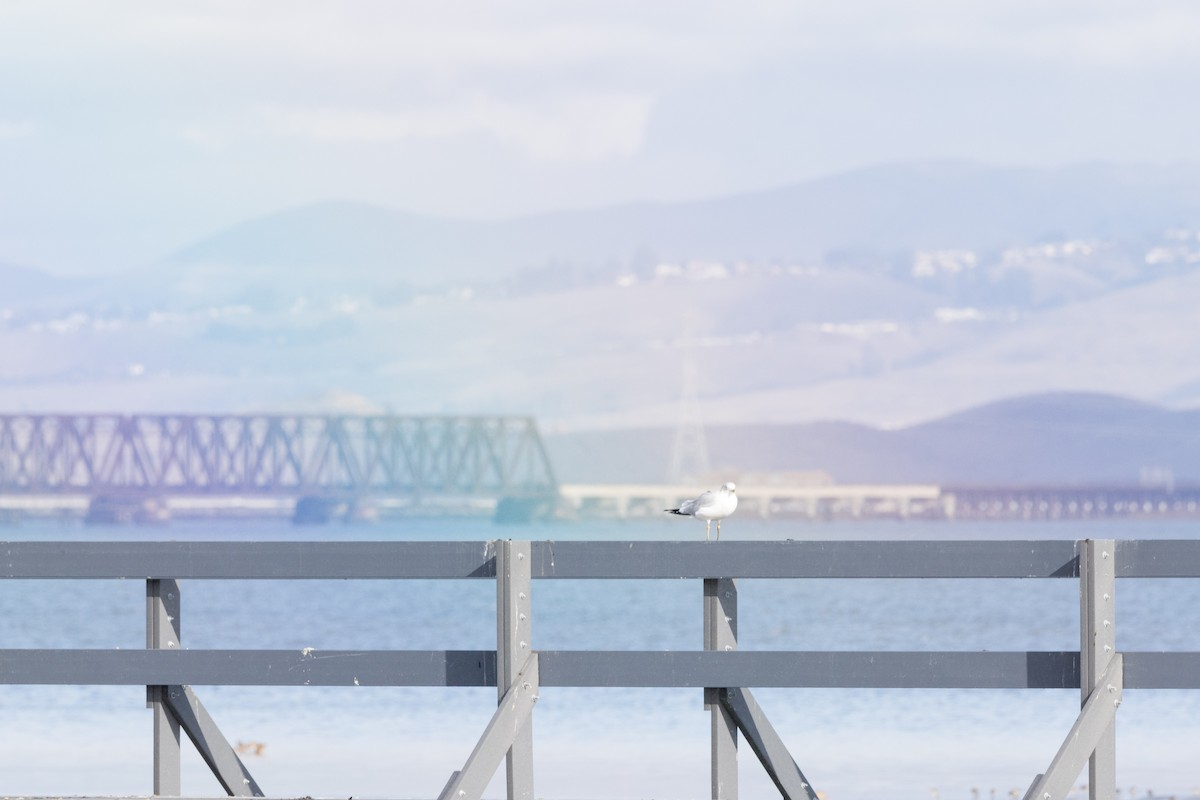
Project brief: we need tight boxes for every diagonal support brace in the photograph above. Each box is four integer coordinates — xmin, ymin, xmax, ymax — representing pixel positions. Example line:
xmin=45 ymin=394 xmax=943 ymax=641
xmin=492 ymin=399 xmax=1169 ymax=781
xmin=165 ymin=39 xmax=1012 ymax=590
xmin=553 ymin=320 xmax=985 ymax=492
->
xmin=1023 ymin=653 xmax=1123 ymax=800
xmin=721 ymin=688 xmax=819 ymax=800
xmin=438 ymin=653 xmax=540 ymax=800
xmin=163 ymin=685 xmax=265 ymax=797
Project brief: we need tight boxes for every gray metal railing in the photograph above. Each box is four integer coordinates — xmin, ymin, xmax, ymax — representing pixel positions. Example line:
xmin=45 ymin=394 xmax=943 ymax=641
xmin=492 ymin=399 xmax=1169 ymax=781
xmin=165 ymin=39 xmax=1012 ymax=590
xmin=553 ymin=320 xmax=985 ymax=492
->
xmin=2 ymin=539 xmax=1200 ymax=800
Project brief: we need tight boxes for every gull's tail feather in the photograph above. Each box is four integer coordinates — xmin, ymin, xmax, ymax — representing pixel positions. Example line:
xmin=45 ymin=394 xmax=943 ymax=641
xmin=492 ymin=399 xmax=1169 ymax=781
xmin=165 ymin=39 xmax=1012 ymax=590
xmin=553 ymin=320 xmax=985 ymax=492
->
xmin=666 ymin=508 xmax=685 ymax=515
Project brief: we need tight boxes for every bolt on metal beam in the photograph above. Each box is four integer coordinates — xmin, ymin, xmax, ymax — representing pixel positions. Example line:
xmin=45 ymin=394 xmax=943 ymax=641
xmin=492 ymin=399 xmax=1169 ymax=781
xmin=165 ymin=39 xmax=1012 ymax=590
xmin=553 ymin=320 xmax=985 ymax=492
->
xmin=496 ymin=539 xmax=534 ymax=800
xmin=146 ymin=578 xmax=181 ymax=796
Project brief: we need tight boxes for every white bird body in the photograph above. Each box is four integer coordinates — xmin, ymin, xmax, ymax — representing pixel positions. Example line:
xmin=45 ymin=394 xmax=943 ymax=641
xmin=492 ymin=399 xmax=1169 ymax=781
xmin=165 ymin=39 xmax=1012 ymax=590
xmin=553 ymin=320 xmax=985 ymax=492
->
xmin=666 ymin=482 xmax=738 ymax=541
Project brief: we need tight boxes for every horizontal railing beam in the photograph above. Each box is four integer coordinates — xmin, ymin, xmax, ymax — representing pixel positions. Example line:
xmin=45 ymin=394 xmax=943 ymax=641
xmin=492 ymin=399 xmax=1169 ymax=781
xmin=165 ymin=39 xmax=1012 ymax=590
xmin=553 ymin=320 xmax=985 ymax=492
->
xmin=0 ymin=649 xmax=498 ymax=686
xmin=1122 ymin=651 xmax=1200 ymax=688
xmin=4 ymin=649 xmax=1196 ymax=689
xmin=0 ymin=541 xmax=497 ymax=579
xmin=4 ymin=539 xmax=1200 ymax=580
xmin=541 ymin=650 xmax=1085 ymax=689
xmin=1115 ymin=539 xmax=1200 ymax=577
xmin=528 ymin=540 xmax=1084 ymax=579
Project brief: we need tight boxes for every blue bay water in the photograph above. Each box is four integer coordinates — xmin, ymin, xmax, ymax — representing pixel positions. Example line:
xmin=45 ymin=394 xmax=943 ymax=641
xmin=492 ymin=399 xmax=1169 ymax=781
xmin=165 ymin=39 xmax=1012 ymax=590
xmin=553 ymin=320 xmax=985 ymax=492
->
xmin=2 ymin=515 xmax=1199 ymax=799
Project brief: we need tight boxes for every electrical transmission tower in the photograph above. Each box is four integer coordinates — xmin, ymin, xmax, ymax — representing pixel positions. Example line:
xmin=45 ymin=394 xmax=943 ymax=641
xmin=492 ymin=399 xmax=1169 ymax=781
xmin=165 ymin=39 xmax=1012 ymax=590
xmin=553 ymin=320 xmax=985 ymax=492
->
xmin=668 ymin=343 xmax=711 ymax=485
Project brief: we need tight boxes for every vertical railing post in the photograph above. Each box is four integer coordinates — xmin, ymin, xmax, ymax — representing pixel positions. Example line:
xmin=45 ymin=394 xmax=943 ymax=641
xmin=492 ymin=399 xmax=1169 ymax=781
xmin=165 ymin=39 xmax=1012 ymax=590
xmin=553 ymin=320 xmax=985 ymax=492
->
xmin=1080 ymin=539 xmax=1117 ymax=800
xmin=147 ymin=578 xmax=181 ymax=796
xmin=496 ymin=540 xmax=534 ymax=799
xmin=705 ymin=577 xmax=738 ymax=800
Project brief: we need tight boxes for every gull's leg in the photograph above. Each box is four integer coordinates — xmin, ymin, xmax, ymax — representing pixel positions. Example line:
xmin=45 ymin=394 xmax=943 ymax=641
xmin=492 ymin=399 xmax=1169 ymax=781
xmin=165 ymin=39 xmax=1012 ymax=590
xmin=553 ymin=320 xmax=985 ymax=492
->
xmin=716 ymin=520 xmax=721 ymax=541
xmin=705 ymin=520 xmax=711 ymax=542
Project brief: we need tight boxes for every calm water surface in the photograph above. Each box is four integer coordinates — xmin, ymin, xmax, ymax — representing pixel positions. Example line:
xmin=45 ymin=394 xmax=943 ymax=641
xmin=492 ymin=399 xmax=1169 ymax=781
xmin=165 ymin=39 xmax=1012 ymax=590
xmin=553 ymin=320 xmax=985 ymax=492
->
xmin=2 ymin=515 xmax=1198 ymax=799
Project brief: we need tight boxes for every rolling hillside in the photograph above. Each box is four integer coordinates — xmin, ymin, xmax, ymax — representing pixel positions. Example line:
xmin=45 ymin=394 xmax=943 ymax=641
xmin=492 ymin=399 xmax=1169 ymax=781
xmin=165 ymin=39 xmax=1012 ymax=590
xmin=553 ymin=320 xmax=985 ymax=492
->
xmin=147 ymin=161 xmax=1200 ymax=292
xmin=3 ymin=160 xmax=1200 ymax=462
xmin=544 ymin=393 xmax=1200 ymax=485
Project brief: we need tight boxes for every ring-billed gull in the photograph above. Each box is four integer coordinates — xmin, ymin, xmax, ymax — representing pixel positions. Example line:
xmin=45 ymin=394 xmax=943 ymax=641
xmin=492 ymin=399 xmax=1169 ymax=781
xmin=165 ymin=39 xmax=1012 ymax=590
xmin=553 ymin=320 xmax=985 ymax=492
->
xmin=666 ymin=482 xmax=738 ymax=541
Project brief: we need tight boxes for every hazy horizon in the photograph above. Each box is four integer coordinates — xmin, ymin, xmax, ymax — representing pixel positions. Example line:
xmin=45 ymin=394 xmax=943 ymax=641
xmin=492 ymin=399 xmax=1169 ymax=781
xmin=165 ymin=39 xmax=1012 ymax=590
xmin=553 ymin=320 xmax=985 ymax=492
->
xmin=5 ymin=2 xmax=1200 ymax=464
xmin=5 ymin=2 xmax=1200 ymax=276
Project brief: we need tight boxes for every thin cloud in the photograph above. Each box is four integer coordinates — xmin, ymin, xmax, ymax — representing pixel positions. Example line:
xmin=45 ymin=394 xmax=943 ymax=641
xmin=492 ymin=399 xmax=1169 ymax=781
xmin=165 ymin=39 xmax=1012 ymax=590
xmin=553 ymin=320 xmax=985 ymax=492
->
xmin=3 ymin=0 xmax=1200 ymax=275
xmin=121 ymin=6 xmax=725 ymax=78
xmin=0 ymin=121 xmax=36 ymax=141
xmin=258 ymin=94 xmax=656 ymax=161
xmin=791 ymin=1 xmax=1200 ymax=69
xmin=178 ymin=124 xmax=234 ymax=152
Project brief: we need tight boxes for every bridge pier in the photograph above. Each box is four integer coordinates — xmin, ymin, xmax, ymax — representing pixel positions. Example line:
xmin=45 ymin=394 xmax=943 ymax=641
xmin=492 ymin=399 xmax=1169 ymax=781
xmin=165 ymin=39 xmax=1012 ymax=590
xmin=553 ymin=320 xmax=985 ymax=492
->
xmin=293 ymin=496 xmax=350 ymax=525
xmin=85 ymin=495 xmax=169 ymax=525
xmin=556 ymin=484 xmax=946 ymax=522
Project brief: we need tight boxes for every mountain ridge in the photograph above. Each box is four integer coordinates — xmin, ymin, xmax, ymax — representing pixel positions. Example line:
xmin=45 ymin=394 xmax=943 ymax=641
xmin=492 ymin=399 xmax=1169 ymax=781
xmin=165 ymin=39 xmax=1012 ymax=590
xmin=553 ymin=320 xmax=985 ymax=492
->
xmin=543 ymin=391 xmax=1200 ymax=485
xmin=147 ymin=160 xmax=1200 ymax=288
xmin=4 ymin=159 xmax=1200 ymax=439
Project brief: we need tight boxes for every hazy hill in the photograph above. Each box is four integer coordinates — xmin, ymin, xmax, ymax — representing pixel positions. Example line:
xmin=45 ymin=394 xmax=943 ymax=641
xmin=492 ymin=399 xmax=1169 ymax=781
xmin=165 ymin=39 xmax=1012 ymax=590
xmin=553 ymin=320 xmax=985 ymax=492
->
xmin=0 ymin=262 xmax=95 ymax=302
xmin=4 ymin=160 xmax=1200 ymax=444
xmin=894 ymin=393 xmax=1200 ymax=485
xmin=544 ymin=392 xmax=1200 ymax=485
xmin=160 ymin=201 xmax=478 ymax=286
xmin=124 ymin=161 xmax=1200 ymax=307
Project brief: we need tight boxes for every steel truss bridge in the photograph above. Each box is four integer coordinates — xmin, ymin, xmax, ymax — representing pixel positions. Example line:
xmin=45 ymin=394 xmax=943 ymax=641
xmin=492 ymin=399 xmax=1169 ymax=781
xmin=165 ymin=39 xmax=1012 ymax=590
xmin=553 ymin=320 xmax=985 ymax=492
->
xmin=0 ymin=414 xmax=558 ymax=520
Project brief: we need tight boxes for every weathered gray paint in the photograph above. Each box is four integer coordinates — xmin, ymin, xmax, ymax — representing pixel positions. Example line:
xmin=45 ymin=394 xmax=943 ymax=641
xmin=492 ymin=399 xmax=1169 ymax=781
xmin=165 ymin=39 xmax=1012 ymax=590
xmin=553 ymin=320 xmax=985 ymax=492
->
xmin=437 ymin=654 xmax=539 ymax=800
xmin=147 ymin=579 xmax=182 ymax=796
xmin=495 ymin=540 xmax=534 ymax=799
xmin=1080 ymin=540 xmax=1116 ymax=800
xmin=0 ymin=648 xmax=498 ymax=686
xmin=5 ymin=649 xmax=1200 ymax=689
xmin=3 ymin=538 xmax=1200 ymax=800
xmin=1115 ymin=538 xmax=1200 ymax=576
xmin=721 ymin=688 xmax=818 ymax=800
xmin=0 ymin=541 xmax=497 ymax=579
xmin=1121 ymin=651 xmax=1200 ymax=688
xmin=1023 ymin=656 xmax=1123 ymax=800
xmin=3 ymin=539 xmax=1199 ymax=580
xmin=705 ymin=578 xmax=739 ymax=799
xmin=528 ymin=540 xmax=1084 ymax=579
xmin=537 ymin=650 xmax=1087 ymax=688
xmin=164 ymin=686 xmax=264 ymax=797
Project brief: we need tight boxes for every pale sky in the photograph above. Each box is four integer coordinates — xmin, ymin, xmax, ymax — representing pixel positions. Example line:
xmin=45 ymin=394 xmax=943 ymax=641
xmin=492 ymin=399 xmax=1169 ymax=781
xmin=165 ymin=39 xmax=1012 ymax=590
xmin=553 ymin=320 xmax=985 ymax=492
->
xmin=2 ymin=0 xmax=1199 ymax=275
